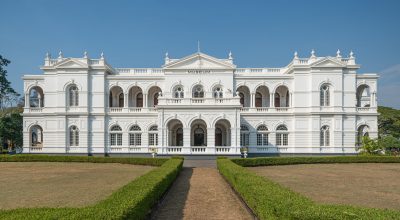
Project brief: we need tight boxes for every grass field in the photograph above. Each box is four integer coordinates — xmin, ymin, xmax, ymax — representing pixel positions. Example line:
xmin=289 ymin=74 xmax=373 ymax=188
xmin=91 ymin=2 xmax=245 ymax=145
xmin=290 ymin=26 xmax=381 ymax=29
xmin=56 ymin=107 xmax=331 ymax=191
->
xmin=0 ymin=162 xmax=154 ymax=210
xmin=249 ymin=163 xmax=400 ymax=210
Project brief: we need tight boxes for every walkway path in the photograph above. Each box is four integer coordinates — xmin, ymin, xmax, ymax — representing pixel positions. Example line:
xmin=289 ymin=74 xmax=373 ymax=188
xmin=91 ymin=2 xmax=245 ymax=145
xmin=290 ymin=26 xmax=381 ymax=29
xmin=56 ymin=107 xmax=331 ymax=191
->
xmin=151 ymin=160 xmax=253 ymax=220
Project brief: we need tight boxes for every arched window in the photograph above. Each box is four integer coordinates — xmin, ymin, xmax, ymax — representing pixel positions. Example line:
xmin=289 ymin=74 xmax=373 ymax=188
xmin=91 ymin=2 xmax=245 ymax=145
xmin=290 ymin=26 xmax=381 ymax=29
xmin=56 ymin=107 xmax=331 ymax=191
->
xmin=129 ymin=125 xmax=141 ymax=146
xmin=255 ymin=92 xmax=262 ymax=107
xmin=110 ymin=125 xmax=122 ymax=146
xmin=356 ymin=85 xmax=371 ymax=107
xmin=239 ymin=93 xmax=244 ymax=106
xmin=320 ymin=125 xmax=330 ymax=146
xmin=29 ymin=86 xmax=44 ymax=107
xmin=30 ymin=125 xmax=43 ymax=147
xmin=356 ymin=125 xmax=369 ymax=146
xmin=257 ymin=125 xmax=269 ymax=146
xmin=320 ymin=84 xmax=330 ymax=106
xmin=69 ymin=126 xmax=79 ymax=146
xmin=174 ymin=86 xmax=184 ymax=98
xmin=213 ymin=86 xmax=223 ymax=98
xmin=240 ymin=125 xmax=250 ymax=147
xmin=192 ymin=85 xmax=204 ymax=98
xmin=274 ymin=93 xmax=280 ymax=107
xmin=149 ymin=125 xmax=158 ymax=146
xmin=136 ymin=93 xmax=143 ymax=107
xmin=154 ymin=93 xmax=159 ymax=106
xmin=276 ymin=125 xmax=288 ymax=146
xmin=118 ymin=93 xmax=124 ymax=107
xmin=68 ymin=85 xmax=79 ymax=107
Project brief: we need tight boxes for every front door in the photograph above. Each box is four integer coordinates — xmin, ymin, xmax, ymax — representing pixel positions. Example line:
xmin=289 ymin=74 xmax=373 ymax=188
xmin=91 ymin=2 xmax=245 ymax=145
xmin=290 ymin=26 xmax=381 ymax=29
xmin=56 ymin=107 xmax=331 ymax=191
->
xmin=176 ymin=128 xmax=183 ymax=146
xmin=215 ymin=128 xmax=222 ymax=146
xmin=194 ymin=127 xmax=205 ymax=146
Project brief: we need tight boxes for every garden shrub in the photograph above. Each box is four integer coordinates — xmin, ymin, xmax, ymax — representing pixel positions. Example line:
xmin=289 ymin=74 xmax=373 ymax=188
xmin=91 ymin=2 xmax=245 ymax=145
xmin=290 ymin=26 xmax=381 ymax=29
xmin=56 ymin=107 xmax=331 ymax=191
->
xmin=231 ymin=155 xmax=400 ymax=167
xmin=0 ymin=154 xmax=168 ymax=166
xmin=218 ymin=158 xmax=400 ymax=220
xmin=0 ymin=155 xmax=183 ymax=220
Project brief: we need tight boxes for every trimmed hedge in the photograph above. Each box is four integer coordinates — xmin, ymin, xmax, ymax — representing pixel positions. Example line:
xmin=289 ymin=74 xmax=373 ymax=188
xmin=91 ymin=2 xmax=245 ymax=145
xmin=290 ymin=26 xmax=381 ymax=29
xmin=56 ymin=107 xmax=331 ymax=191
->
xmin=0 ymin=154 xmax=168 ymax=166
xmin=218 ymin=158 xmax=400 ymax=220
xmin=0 ymin=155 xmax=183 ymax=220
xmin=232 ymin=156 xmax=400 ymax=167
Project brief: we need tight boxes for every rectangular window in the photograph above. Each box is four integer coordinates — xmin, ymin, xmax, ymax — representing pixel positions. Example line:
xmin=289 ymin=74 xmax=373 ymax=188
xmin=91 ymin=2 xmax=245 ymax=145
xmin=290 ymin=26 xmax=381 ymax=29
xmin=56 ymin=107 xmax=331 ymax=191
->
xmin=136 ymin=134 xmax=141 ymax=146
xmin=110 ymin=134 xmax=116 ymax=146
xmin=320 ymin=130 xmax=324 ymax=146
xmin=149 ymin=133 xmax=158 ymax=146
xmin=283 ymin=134 xmax=288 ymax=145
xmin=325 ymin=131 xmax=330 ymax=146
xmin=276 ymin=133 xmax=282 ymax=146
xmin=257 ymin=134 xmax=262 ymax=146
xmin=117 ymin=133 xmax=122 ymax=146
xmin=240 ymin=133 xmax=249 ymax=146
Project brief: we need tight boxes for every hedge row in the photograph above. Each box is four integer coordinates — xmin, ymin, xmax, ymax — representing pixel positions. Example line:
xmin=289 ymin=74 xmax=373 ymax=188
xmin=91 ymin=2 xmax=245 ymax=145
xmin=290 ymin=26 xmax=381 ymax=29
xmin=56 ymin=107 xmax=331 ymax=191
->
xmin=0 ymin=154 xmax=168 ymax=166
xmin=0 ymin=156 xmax=183 ymax=220
xmin=217 ymin=158 xmax=400 ymax=220
xmin=232 ymin=156 xmax=400 ymax=167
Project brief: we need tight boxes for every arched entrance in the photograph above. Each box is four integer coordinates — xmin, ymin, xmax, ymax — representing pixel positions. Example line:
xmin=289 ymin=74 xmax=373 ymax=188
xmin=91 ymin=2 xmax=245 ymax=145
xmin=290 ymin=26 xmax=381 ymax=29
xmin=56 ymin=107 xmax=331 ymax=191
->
xmin=191 ymin=119 xmax=207 ymax=146
xmin=215 ymin=119 xmax=231 ymax=146
xmin=167 ymin=119 xmax=183 ymax=146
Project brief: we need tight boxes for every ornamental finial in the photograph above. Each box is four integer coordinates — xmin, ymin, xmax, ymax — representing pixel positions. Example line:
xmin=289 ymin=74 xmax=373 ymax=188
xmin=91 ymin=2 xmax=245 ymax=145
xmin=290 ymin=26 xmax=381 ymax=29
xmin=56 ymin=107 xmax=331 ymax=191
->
xmin=294 ymin=51 xmax=298 ymax=59
xmin=336 ymin=49 xmax=342 ymax=58
xmin=228 ymin=51 xmax=233 ymax=60
xmin=45 ymin=52 xmax=50 ymax=59
xmin=83 ymin=51 xmax=88 ymax=58
xmin=165 ymin=52 xmax=169 ymax=59
xmin=310 ymin=49 xmax=316 ymax=58
xmin=349 ymin=50 xmax=354 ymax=58
xmin=58 ymin=51 xmax=63 ymax=59
xmin=100 ymin=52 xmax=104 ymax=59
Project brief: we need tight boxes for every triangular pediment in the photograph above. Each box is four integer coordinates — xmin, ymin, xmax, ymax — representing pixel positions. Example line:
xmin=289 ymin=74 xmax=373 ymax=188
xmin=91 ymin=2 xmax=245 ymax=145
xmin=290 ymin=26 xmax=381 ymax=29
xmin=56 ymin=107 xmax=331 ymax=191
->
xmin=54 ymin=58 xmax=88 ymax=69
xmin=163 ymin=53 xmax=236 ymax=69
xmin=311 ymin=57 xmax=345 ymax=68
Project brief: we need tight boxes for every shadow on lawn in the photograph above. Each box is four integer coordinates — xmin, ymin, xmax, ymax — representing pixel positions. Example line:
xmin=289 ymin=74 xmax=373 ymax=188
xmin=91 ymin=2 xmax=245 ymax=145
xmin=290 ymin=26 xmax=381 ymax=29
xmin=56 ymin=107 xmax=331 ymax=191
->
xmin=150 ymin=167 xmax=193 ymax=220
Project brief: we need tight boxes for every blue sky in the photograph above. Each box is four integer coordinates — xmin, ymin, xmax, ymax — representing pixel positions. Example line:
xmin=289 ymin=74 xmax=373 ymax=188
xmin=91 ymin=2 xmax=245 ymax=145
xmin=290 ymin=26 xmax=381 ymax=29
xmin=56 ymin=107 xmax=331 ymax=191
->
xmin=1 ymin=0 xmax=399 ymax=108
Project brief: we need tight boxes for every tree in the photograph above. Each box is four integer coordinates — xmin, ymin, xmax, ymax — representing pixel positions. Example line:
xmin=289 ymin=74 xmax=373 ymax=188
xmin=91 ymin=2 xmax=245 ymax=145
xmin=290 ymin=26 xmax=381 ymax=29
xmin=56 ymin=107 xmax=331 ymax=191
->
xmin=378 ymin=106 xmax=400 ymax=139
xmin=359 ymin=136 xmax=382 ymax=155
xmin=378 ymin=135 xmax=400 ymax=155
xmin=0 ymin=107 xmax=23 ymax=152
xmin=0 ymin=55 xmax=20 ymax=109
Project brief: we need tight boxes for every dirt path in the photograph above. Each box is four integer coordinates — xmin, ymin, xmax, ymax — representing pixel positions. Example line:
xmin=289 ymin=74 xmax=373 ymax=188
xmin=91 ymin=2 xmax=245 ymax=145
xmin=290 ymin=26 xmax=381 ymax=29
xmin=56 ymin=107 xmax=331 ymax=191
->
xmin=152 ymin=160 xmax=253 ymax=220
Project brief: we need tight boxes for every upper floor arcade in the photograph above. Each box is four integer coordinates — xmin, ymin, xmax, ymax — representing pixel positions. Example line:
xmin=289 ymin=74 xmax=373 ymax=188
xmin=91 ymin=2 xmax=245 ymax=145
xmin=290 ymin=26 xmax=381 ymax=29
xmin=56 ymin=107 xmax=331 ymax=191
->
xmin=22 ymin=50 xmax=378 ymax=115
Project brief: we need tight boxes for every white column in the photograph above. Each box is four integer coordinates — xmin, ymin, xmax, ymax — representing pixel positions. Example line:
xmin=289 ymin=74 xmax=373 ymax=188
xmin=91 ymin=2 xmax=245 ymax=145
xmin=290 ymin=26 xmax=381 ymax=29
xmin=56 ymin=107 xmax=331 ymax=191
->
xmin=183 ymin=127 xmax=191 ymax=147
xmin=251 ymin=93 xmax=255 ymax=108
xmin=143 ymin=94 xmax=148 ymax=108
xmin=124 ymin=94 xmax=128 ymax=108
xmin=25 ymin=94 xmax=29 ymax=107
xmin=270 ymin=93 xmax=274 ymax=107
xmin=207 ymin=127 xmax=215 ymax=147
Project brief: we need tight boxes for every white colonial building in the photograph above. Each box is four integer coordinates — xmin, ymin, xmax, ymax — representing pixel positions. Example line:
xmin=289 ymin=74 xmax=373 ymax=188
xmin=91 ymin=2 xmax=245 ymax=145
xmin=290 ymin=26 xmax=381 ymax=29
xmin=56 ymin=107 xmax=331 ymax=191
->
xmin=22 ymin=49 xmax=378 ymax=155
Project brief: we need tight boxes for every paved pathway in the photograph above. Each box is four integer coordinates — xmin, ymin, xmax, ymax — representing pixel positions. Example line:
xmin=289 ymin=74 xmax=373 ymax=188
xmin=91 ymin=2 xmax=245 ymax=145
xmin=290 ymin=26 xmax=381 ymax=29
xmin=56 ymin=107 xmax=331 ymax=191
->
xmin=151 ymin=160 xmax=253 ymax=220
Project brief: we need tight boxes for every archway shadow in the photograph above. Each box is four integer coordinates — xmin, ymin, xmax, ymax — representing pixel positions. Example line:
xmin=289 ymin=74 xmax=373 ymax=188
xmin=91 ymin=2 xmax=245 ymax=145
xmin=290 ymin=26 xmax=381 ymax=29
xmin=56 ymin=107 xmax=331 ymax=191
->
xmin=150 ymin=167 xmax=193 ymax=220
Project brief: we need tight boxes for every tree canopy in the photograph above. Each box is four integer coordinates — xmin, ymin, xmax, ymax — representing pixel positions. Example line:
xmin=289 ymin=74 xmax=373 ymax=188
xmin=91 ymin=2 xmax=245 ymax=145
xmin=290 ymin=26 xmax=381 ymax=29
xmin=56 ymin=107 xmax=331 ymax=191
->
xmin=0 ymin=55 xmax=19 ymax=109
xmin=378 ymin=106 xmax=400 ymax=139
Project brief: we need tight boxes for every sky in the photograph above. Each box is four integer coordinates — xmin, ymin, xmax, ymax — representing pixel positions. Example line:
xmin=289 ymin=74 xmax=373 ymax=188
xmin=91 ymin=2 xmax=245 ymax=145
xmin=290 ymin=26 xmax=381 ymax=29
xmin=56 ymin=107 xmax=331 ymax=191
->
xmin=1 ymin=0 xmax=399 ymax=108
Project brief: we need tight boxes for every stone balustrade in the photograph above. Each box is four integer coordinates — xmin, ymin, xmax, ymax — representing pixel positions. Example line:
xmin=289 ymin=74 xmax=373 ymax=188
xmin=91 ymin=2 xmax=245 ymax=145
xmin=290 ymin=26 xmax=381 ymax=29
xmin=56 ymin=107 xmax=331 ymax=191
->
xmin=158 ymin=98 xmax=240 ymax=106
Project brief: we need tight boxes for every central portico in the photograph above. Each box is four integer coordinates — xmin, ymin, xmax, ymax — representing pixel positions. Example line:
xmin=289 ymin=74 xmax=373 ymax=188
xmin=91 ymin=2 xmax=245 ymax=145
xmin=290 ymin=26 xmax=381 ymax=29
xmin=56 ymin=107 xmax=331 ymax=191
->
xmin=157 ymin=52 xmax=241 ymax=154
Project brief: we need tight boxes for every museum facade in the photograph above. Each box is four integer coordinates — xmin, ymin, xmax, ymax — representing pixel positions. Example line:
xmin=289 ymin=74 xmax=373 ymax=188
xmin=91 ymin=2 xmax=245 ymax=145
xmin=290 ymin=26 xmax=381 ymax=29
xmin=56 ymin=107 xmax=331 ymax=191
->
xmin=22 ymin=50 xmax=378 ymax=155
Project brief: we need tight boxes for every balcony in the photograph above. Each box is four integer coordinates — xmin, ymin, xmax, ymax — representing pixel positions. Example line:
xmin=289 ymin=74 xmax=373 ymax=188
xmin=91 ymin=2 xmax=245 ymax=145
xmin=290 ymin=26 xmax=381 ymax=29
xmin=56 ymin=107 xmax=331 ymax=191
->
xmin=26 ymin=107 xmax=43 ymax=113
xmin=107 ymin=107 xmax=158 ymax=114
xmin=240 ymin=107 xmax=291 ymax=113
xmin=105 ymin=146 xmax=239 ymax=155
xmin=158 ymin=97 xmax=241 ymax=106
xmin=357 ymin=107 xmax=377 ymax=113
